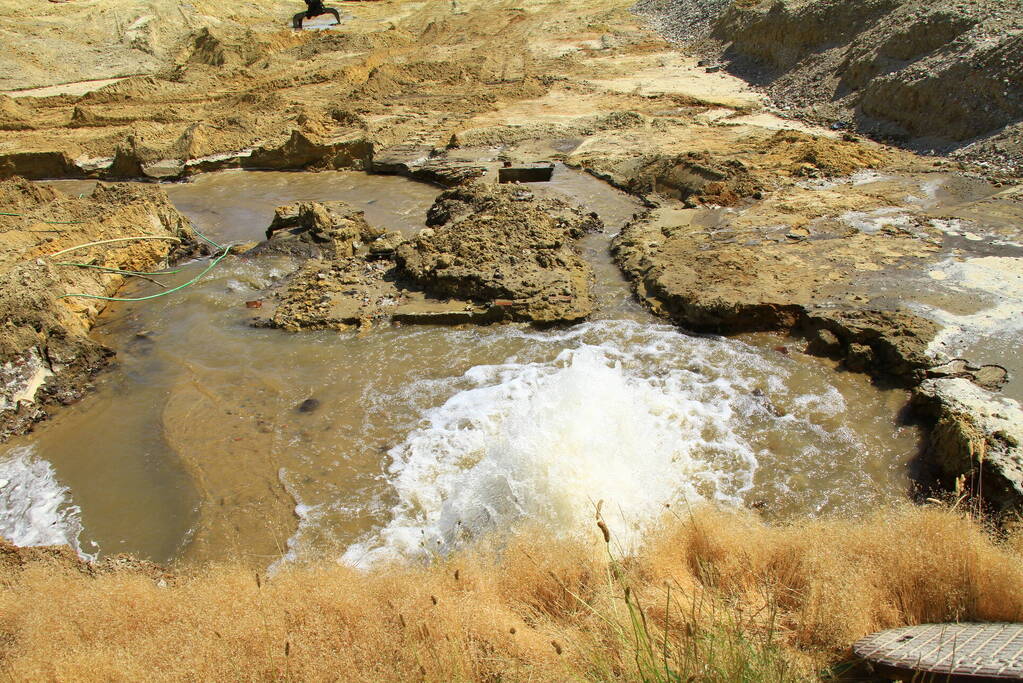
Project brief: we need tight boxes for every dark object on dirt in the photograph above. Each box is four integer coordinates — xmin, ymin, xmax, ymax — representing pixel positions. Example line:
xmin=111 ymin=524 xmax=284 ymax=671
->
xmin=498 ymin=163 xmax=554 ymax=184
xmin=296 ymin=398 xmax=321 ymax=413
xmin=853 ymin=623 xmax=1023 ymax=681
xmin=293 ymin=0 xmax=341 ymax=29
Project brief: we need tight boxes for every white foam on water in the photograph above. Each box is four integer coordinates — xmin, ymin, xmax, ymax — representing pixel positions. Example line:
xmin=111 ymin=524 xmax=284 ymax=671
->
xmin=268 ymin=468 xmax=322 ymax=575
xmin=342 ymin=321 xmax=780 ymax=568
xmin=0 ymin=447 xmax=89 ymax=557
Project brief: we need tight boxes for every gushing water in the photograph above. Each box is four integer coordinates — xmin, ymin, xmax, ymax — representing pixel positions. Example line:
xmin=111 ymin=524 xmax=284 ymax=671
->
xmin=340 ymin=320 xmax=901 ymax=567
xmin=0 ymin=447 xmax=89 ymax=557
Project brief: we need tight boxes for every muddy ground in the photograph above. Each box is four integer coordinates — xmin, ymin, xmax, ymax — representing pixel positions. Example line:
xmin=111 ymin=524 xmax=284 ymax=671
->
xmin=0 ymin=0 xmax=1021 ymax=509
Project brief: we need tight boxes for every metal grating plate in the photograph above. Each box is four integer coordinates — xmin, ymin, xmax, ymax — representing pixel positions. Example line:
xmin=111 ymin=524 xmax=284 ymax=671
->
xmin=854 ymin=623 xmax=1023 ymax=679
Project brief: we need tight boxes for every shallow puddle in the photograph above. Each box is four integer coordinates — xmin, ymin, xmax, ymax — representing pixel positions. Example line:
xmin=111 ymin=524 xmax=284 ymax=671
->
xmin=3 ymin=169 xmax=922 ymax=566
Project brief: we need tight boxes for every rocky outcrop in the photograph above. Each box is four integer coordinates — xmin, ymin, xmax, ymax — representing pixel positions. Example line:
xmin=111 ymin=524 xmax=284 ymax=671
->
xmin=259 ymin=201 xmax=385 ymax=259
xmin=705 ymin=0 xmax=1023 ymax=158
xmin=259 ymin=184 xmax=601 ymax=331
xmin=0 ymin=178 xmax=196 ymax=441
xmin=370 ymin=144 xmax=487 ymax=187
xmin=396 ymin=184 xmax=600 ymax=324
xmin=611 ymin=169 xmax=1023 ymax=385
xmin=913 ymin=378 xmax=1023 ymax=511
xmin=612 ymin=205 xmax=942 ymax=382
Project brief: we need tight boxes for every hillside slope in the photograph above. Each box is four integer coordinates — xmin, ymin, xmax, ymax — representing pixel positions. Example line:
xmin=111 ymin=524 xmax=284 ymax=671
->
xmin=640 ymin=0 xmax=1023 ymax=173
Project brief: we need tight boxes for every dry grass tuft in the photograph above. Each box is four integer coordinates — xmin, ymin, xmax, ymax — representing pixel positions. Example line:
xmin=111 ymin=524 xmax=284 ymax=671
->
xmin=1 ymin=504 xmax=1022 ymax=681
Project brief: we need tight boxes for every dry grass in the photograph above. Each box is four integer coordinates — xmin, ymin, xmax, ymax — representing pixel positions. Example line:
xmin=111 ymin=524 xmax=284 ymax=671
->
xmin=1 ymin=504 xmax=1022 ymax=681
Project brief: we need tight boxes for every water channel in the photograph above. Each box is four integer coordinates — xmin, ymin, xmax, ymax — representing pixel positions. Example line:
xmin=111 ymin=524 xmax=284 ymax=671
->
xmin=0 ymin=168 xmax=921 ymax=566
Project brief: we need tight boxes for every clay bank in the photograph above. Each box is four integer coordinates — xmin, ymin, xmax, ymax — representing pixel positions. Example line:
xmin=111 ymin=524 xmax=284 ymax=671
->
xmin=0 ymin=0 xmax=1022 ymax=571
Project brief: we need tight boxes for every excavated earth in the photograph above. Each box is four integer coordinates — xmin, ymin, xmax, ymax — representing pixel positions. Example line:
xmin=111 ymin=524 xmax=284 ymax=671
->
xmin=0 ymin=0 xmax=1021 ymax=522
xmin=639 ymin=0 xmax=1023 ymax=173
xmin=262 ymin=184 xmax=600 ymax=330
xmin=0 ymin=178 xmax=196 ymax=440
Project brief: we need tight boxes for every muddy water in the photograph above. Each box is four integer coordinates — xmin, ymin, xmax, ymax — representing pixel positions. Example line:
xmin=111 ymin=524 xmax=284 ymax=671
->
xmin=3 ymin=169 xmax=921 ymax=566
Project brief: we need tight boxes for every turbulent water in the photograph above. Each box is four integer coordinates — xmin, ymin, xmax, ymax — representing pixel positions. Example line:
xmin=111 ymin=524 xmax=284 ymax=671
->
xmin=4 ymin=170 xmax=920 ymax=566
xmin=0 ymin=447 xmax=88 ymax=556
xmin=339 ymin=320 xmax=897 ymax=567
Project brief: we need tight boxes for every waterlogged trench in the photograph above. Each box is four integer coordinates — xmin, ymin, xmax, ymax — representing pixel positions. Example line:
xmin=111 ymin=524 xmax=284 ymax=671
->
xmin=1 ymin=169 xmax=921 ymax=566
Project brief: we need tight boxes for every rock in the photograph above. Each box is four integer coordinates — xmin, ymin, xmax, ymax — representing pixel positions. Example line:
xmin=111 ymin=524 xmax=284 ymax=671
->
xmin=367 ymin=231 xmax=405 ymax=259
xmin=913 ymin=378 xmax=1023 ymax=511
xmin=259 ymin=201 xmax=384 ymax=259
xmin=975 ymin=365 xmax=1009 ymax=392
xmin=396 ymin=183 xmax=598 ymax=324
xmin=844 ymin=342 xmax=875 ymax=372
xmin=806 ymin=327 xmax=842 ymax=356
xmin=296 ymin=398 xmax=320 ymax=413
xmin=928 ymin=360 xmax=1009 ymax=392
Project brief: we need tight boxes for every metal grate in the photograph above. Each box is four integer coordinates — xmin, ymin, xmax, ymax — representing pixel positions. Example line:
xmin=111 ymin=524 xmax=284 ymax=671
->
xmin=854 ymin=623 xmax=1023 ymax=679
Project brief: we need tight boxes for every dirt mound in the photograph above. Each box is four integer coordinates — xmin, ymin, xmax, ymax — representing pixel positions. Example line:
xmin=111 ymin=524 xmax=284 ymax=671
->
xmin=0 ymin=178 xmax=196 ymax=441
xmin=396 ymin=184 xmax=599 ymax=324
xmin=752 ymin=130 xmax=895 ymax=177
xmin=180 ymin=27 xmax=249 ymax=69
xmin=77 ymin=76 xmax=163 ymax=105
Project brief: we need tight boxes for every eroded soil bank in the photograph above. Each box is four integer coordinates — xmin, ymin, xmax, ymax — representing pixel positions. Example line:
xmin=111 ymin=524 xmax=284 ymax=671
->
xmin=0 ymin=179 xmax=197 ymax=440
xmin=639 ymin=0 xmax=1023 ymax=173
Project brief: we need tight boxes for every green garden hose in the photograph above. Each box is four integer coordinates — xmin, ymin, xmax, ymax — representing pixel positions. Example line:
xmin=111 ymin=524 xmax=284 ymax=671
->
xmin=57 ymin=247 xmax=231 ymax=302
xmin=45 ymin=224 xmax=230 ymax=302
